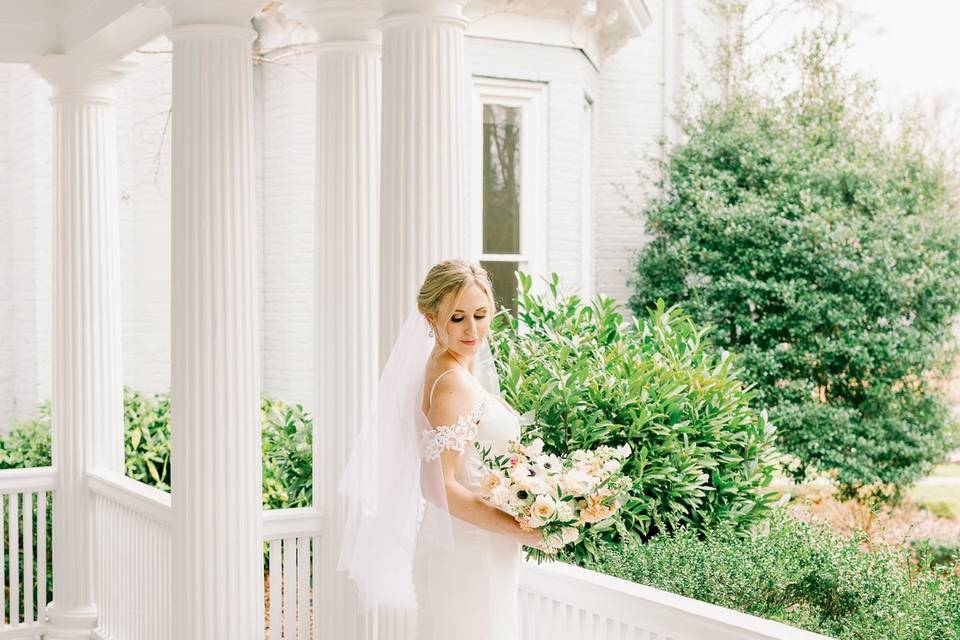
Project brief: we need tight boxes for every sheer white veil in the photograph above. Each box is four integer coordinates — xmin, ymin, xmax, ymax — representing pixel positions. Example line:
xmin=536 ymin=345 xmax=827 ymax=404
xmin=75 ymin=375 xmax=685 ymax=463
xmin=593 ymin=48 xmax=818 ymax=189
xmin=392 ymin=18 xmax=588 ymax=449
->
xmin=336 ymin=308 xmax=502 ymax=612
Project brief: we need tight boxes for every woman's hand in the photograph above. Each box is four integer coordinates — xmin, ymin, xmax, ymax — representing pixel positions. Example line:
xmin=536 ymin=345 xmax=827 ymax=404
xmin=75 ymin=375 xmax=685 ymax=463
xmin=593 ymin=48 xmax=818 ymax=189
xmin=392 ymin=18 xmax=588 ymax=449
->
xmin=518 ymin=527 xmax=546 ymax=550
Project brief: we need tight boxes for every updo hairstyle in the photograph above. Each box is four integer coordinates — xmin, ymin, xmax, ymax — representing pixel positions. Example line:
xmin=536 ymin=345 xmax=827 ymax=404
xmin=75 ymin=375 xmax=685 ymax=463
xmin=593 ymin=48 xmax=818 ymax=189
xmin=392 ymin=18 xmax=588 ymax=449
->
xmin=417 ymin=259 xmax=496 ymax=350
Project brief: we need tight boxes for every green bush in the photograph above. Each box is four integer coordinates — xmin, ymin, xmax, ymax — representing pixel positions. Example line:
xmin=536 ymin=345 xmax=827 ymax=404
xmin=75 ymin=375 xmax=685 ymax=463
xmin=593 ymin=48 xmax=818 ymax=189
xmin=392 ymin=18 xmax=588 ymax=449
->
xmin=489 ymin=271 xmax=779 ymax=562
xmin=628 ymin=18 xmax=960 ymax=497
xmin=579 ymin=509 xmax=960 ymax=640
xmin=0 ymin=389 xmax=313 ymax=509
xmin=0 ymin=401 xmax=51 ymax=470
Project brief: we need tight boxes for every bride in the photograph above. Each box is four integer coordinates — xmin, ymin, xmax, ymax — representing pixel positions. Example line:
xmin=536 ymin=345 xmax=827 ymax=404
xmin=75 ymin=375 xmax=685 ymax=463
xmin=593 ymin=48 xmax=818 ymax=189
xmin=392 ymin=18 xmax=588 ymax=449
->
xmin=337 ymin=259 xmax=547 ymax=639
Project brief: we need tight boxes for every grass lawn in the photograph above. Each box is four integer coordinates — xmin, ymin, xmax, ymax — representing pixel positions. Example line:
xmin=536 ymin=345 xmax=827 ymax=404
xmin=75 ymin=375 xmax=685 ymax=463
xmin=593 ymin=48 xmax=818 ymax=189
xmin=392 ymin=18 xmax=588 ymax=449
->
xmin=931 ymin=462 xmax=960 ymax=477
xmin=909 ymin=484 xmax=960 ymax=521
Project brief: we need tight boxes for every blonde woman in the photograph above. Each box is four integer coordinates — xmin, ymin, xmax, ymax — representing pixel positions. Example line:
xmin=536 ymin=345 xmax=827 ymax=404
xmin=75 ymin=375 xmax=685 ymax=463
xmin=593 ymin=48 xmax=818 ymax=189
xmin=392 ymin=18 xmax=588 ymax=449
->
xmin=338 ymin=259 xmax=546 ymax=639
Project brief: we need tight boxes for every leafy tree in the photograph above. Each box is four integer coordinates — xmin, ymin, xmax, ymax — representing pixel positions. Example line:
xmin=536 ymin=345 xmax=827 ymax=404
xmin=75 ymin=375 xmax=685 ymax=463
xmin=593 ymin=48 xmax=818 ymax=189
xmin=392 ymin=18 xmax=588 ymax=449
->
xmin=629 ymin=4 xmax=960 ymax=497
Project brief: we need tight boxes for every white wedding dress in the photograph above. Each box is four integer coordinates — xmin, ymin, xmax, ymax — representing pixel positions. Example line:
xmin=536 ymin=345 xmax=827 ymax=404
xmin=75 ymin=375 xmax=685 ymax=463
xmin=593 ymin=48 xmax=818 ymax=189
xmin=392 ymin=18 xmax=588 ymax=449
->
xmin=414 ymin=369 xmax=523 ymax=640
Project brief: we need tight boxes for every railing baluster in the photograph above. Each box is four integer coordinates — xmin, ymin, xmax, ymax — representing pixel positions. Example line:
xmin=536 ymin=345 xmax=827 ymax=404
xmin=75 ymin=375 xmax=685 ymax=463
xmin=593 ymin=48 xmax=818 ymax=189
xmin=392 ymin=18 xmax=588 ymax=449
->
xmin=0 ymin=493 xmax=5 ymax=626
xmin=296 ymin=536 xmax=309 ymax=639
xmin=38 ymin=491 xmax=46 ymax=625
xmin=282 ymin=537 xmax=296 ymax=636
xmin=23 ymin=492 xmax=33 ymax=624
xmin=9 ymin=491 xmax=19 ymax=626
xmin=269 ymin=539 xmax=281 ymax=639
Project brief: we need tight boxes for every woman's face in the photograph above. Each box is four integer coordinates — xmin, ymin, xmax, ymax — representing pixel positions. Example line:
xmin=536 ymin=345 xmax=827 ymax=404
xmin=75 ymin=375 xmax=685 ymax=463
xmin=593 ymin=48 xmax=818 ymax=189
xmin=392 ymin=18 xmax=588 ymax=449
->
xmin=435 ymin=283 xmax=491 ymax=357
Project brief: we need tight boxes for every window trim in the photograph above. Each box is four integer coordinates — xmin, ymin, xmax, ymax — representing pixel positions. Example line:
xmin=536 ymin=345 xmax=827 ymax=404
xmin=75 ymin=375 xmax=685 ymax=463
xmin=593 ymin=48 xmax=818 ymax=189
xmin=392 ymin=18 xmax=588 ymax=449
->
xmin=471 ymin=76 xmax=548 ymax=306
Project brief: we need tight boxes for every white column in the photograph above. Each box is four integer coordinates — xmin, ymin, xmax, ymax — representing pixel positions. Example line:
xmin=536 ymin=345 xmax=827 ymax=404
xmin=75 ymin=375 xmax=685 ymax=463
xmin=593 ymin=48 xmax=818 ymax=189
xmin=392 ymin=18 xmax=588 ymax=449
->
xmin=167 ymin=22 xmax=263 ymax=639
xmin=282 ymin=1 xmax=383 ymax=638
xmin=30 ymin=55 xmax=127 ymax=640
xmin=379 ymin=0 xmax=470 ymax=355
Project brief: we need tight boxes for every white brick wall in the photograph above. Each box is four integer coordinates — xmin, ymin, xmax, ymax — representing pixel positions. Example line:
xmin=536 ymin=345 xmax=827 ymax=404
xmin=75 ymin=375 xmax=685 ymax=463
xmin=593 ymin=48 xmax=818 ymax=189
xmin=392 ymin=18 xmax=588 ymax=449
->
xmin=256 ymin=55 xmax=316 ymax=412
xmin=594 ymin=0 xmax=721 ymax=323
xmin=116 ymin=40 xmax=173 ymax=395
xmin=0 ymin=63 xmax=52 ymax=432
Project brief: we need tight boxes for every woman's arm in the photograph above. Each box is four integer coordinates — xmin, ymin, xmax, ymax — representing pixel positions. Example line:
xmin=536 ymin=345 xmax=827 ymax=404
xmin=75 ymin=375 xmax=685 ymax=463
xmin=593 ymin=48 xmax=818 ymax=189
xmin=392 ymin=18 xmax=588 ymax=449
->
xmin=427 ymin=372 xmax=545 ymax=549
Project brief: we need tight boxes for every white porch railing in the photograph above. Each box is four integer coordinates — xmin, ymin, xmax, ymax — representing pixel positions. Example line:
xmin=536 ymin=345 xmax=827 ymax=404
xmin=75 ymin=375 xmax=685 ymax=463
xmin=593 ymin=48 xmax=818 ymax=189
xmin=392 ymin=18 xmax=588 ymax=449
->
xmin=0 ymin=467 xmax=54 ymax=640
xmin=519 ymin=559 xmax=834 ymax=640
xmin=87 ymin=468 xmax=172 ymax=640
xmin=0 ymin=475 xmax=833 ymax=640
xmin=262 ymin=507 xmax=321 ymax=640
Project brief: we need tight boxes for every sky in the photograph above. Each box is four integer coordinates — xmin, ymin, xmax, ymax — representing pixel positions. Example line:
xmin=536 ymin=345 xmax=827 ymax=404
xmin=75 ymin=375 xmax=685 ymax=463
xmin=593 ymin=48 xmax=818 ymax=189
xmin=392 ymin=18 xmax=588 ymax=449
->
xmin=740 ymin=0 xmax=960 ymax=149
xmin=842 ymin=0 xmax=960 ymax=109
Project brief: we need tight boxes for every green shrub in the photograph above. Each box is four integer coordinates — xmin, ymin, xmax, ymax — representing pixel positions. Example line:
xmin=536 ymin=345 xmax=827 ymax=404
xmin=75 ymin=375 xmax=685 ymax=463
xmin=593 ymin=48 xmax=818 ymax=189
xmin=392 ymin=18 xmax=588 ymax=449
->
xmin=124 ymin=387 xmax=171 ymax=491
xmin=0 ymin=401 xmax=51 ymax=470
xmin=579 ymin=509 xmax=960 ymax=640
xmin=628 ymin=17 xmax=960 ymax=497
xmin=489 ymin=271 xmax=779 ymax=562
xmin=0 ymin=389 xmax=313 ymax=509
xmin=260 ymin=395 xmax=312 ymax=510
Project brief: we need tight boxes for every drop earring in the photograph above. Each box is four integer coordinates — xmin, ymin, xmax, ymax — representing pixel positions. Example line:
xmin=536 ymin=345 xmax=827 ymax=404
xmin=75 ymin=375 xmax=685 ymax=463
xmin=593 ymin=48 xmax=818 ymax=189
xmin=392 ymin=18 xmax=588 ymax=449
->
xmin=428 ymin=327 xmax=434 ymax=338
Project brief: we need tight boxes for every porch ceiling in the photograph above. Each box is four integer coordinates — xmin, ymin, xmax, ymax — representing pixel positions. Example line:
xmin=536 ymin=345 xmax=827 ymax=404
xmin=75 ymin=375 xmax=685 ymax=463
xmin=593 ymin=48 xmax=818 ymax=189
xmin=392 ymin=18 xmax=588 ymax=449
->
xmin=0 ymin=0 xmax=650 ymax=66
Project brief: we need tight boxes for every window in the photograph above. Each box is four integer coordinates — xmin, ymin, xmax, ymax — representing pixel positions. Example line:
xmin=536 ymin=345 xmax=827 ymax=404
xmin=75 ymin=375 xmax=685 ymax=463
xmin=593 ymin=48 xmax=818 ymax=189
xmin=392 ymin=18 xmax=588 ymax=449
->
xmin=472 ymin=77 xmax=547 ymax=317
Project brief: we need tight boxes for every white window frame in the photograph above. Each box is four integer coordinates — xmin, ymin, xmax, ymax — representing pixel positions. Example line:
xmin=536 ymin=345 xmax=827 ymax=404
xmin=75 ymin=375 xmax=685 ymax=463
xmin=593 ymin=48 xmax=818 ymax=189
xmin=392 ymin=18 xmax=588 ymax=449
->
xmin=581 ymin=93 xmax=595 ymax=301
xmin=470 ymin=76 xmax=548 ymax=306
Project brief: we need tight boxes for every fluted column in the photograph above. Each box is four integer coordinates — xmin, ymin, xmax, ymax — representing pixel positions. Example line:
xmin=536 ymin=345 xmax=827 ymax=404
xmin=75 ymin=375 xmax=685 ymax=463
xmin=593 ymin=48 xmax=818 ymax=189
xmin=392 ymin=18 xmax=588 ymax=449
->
xmin=167 ymin=23 xmax=263 ymax=639
xmin=379 ymin=0 xmax=469 ymax=356
xmin=282 ymin=1 xmax=382 ymax=637
xmin=30 ymin=55 xmax=128 ymax=640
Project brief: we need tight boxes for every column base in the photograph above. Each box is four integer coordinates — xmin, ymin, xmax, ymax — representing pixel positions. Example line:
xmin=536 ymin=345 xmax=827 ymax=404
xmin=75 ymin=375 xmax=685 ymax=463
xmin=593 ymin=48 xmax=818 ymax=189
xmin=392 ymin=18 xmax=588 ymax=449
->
xmin=43 ymin=602 xmax=98 ymax=639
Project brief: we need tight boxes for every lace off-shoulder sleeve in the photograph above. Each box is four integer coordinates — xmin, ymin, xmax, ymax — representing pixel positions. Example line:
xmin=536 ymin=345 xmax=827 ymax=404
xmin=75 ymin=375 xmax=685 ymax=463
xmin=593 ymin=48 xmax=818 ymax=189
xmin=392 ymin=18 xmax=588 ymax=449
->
xmin=418 ymin=397 xmax=488 ymax=462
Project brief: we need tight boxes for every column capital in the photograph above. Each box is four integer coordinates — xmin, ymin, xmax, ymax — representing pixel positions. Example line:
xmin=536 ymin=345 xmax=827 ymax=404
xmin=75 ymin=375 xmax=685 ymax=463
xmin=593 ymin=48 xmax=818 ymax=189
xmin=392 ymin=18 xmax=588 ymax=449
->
xmin=282 ymin=0 xmax=382 ymax=44
xmin=158 ymin=0 xmax=266 ymax=28
xmin=30 ymin=55 xmax=133 ymax=104
xmin=378 ymin=0 xmax=467 ymax=29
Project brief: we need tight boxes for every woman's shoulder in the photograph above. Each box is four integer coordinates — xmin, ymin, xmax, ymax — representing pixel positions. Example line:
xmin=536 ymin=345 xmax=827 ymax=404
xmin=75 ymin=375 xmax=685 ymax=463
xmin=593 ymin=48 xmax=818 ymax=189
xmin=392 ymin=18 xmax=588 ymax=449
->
xmin=424 ymin=364 xmax=485 ymax=426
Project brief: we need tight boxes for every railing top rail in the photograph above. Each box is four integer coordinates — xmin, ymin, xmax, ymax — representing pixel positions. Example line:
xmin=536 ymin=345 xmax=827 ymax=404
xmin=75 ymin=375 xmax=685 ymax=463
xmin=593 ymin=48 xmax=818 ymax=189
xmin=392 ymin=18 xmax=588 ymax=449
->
xmin=87 ymin=467 xmax=172 ymax=526
xmin=262 ymin=506 xmax=322 ymax=540
xmin=0 ymin=466 xmax=56 ymax=492
xmin=521 ymin=560 xmax=834 ymax=640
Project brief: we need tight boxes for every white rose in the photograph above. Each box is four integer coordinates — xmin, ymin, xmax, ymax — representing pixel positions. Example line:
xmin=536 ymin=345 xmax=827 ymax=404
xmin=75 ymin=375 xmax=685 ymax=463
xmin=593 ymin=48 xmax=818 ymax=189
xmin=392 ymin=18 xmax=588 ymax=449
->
xmin=558 ymin=469 xmax=595 ymax=496
xmin=523 ymin=476 xmax=550 ymax=496
xmin=530 ymin=494 xmax=557 ymax=523
xmin=560 ymin=526 xmax=580 ymax=545
xmin=556 ymin=498 xmax=577 ymax=521
xmin=602 ymin=459 xmax=620 ymax=473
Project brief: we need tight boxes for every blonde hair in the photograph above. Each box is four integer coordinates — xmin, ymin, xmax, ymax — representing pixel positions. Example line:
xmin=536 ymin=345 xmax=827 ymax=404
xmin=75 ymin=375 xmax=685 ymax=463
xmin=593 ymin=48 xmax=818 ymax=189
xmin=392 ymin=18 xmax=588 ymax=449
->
xmin=418 ymin=259 xmax=496 ymax=349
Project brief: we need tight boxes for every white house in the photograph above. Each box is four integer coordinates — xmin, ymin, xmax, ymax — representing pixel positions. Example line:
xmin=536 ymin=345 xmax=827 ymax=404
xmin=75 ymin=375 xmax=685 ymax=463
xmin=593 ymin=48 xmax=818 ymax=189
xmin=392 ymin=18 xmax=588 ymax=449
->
xmin=0 ymin=1 xmax=832 ymax=639
xmin=0 ymin=0 xmax=720 ymax=429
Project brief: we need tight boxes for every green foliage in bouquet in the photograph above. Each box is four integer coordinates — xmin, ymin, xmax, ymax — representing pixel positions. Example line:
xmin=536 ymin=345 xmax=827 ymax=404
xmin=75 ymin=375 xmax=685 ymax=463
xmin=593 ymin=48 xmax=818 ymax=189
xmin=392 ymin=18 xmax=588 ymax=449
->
xmin=628 ymin=13 xmax=960 ymax=498
xmin=581 ymin=509 xmax=960 ymax=640
xmin=487 ymin=271 xmax=779 ymax=562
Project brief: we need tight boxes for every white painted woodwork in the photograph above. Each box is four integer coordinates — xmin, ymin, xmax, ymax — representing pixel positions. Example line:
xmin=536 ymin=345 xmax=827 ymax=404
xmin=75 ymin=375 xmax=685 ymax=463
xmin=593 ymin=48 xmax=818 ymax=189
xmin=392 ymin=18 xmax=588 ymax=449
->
xmin=378 ymin=0 xmax=471 ymax=359
xmin=29 ymin=54 xmax=128 ymax=640
xmin=0 ymin=468 xmax=54 ymax=636
xmin=516 ymin=559 xmax=834 ymax=640
xmin=87 ymin=469 xmax=171 ymax=640
xmin=168 ymin=23 xmax=264 ymax=640
xmin=279 ymin=1 xmax=384 ymax=637
xmin=262 ymin=508 xmax=322 ymax=640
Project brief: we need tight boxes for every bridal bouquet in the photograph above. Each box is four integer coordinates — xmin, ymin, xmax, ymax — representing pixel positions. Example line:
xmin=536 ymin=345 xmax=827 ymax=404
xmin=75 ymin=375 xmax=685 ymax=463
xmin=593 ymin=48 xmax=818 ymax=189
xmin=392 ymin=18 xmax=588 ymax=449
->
xmin=475 ymin=437 xmax=632 ymax=559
